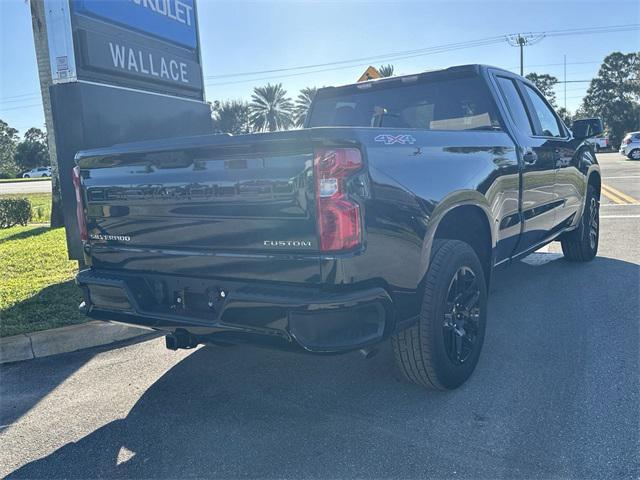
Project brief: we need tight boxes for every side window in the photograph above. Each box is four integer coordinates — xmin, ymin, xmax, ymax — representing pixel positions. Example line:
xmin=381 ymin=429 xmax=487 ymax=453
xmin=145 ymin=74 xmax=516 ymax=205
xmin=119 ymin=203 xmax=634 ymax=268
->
xmin=496 ymin=77 xmax=533 ymax=135
xmin=523 ymin=84 xmax=563 ymax=137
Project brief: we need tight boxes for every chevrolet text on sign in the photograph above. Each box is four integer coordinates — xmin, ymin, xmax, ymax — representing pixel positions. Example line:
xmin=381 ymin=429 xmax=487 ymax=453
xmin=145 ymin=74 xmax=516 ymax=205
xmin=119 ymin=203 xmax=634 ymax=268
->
xmin=73 ymin=0 xmax=197 ymax=48
xmin=80 ymin=30 xmax=203 ymax=90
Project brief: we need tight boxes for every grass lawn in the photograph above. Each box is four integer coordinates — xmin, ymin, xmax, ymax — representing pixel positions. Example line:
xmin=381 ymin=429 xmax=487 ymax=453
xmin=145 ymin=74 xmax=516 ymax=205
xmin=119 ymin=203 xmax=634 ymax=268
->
xmin=0 ymin=192 xmax=52 ymax=223
xmin=0 ymin=225 xmax=85 ymax=337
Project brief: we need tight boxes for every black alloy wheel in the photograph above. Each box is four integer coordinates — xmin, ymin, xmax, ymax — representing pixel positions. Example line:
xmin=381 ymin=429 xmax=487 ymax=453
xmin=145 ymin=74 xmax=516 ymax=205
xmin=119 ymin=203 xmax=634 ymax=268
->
xmin=442 ymin=266 xmax=481 ymax=365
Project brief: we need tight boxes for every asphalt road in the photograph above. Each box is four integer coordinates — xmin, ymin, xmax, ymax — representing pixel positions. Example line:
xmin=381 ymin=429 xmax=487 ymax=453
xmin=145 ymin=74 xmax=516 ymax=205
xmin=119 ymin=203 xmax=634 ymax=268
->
xmin=0 ymin=179 xmax=51 ymax=194
xmin=1 ymin=152 xmax=638 ymax=479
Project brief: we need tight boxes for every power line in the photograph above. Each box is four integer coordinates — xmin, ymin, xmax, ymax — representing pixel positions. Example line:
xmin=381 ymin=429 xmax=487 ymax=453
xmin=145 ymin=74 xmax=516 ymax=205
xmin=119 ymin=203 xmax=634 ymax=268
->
xmin=2 ymin=24 xmax=635 ymax=107
xmin=0 ymin=95 xmax=41 ymax=105
xmin=544 ymin=24 xmax=639 ymax=37
xmin=203 ymin=24 xmax=638 ymax=81
xmin=0 ymin=91 xmax=42 ymax=101
xmin=204 ymin=35 xmax=507 ymax=80
xmin=504 ymin=25 xmax=638 ymax=76
xmin=0 ymin=103 xmax=44 ymax=113
xmin=204 ymin=38 xmax=508 ymax=87
xmin=506 ymin=33 xmax=546 ymax=75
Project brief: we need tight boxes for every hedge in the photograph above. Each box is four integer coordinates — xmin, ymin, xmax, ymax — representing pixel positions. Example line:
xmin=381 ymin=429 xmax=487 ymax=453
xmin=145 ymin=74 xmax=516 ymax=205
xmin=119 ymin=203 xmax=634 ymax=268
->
xmin=0 ymin=198 xmax=32 ymax=228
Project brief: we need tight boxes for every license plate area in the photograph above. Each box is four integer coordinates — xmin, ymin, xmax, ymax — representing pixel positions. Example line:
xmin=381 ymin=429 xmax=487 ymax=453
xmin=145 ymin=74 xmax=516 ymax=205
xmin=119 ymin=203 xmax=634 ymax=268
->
xmin=131 ymin=276 xmax=230 ymax=322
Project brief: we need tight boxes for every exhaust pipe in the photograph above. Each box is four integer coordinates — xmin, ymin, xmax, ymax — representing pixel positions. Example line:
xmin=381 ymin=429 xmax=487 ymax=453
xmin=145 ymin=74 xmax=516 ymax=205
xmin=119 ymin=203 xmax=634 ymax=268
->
xmin=165 ymin=329 xmax=199 ymax=350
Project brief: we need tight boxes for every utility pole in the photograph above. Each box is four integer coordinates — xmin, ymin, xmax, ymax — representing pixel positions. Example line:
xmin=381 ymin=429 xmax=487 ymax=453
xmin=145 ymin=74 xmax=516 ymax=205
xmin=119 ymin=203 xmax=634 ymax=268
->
xmin=506 ymin=33 xmax=546 ymax=76
xmin=518 ymin=36 xmax=525 ymax=76
xmin=563 ymin=54 xmax=567 ymax=110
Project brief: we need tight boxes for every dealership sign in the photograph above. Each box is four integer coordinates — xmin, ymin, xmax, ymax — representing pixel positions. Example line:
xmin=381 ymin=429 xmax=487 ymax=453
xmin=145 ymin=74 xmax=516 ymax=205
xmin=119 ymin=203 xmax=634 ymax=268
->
xmin=37 ymin=0 xmax=211 ymax=260
xmin=72 ymin=0 xmax=197 ymax=49
xmin=45 ymin=0 xmax=204 ymax=100
xmin=80 ymin=30 xmax=203 ymax=91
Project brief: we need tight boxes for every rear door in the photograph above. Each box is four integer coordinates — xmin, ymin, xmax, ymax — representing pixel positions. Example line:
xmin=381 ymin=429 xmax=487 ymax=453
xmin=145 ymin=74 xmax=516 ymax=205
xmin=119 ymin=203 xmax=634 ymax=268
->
xmin=493 ymin=73 xmax=559 ymax=254
xmin=519 ymin=82 xmax=579 ymax=231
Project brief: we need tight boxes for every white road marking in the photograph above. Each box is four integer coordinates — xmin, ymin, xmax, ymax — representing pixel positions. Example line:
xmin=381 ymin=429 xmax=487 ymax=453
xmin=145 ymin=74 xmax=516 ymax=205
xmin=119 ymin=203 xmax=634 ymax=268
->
xmin=600 ymin=215 xmax=640 ymax=219
xmin=602 ymin=176 xmax=640 ymax=180
xmin=600 ymin=203 xmax=640 ymax=207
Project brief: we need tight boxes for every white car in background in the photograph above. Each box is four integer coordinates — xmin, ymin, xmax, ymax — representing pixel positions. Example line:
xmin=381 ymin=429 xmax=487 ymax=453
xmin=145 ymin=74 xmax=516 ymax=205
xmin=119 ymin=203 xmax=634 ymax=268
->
xmin=593 ymin=135 xmax=610 ymax=152
xmin=22 ymin=166 xmax=51 ymax=178
xmin=620 ymin=132 xmax=640 ymax=160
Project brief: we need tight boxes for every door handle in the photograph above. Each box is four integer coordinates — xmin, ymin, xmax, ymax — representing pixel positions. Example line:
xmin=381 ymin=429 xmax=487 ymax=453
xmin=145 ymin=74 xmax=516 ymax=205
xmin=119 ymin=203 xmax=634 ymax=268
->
xmin=523 ymin=151 xmax=537 ymax=164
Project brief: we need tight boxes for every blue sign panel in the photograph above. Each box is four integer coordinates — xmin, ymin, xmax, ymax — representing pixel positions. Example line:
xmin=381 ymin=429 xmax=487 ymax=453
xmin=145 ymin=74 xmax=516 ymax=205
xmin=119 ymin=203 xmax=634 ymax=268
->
xmin=73 ymin=0 xmax=197 ymax=49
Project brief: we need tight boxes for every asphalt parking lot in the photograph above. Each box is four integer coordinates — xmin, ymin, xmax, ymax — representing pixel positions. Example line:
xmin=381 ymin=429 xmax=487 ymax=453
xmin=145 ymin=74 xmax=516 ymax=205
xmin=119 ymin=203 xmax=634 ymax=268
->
xmin=1 ymin=152 xmax=638 ymax=479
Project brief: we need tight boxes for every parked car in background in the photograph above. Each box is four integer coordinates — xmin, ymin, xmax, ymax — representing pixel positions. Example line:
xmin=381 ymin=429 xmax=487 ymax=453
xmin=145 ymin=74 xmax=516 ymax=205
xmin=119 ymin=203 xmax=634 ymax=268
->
xmin=22 ymin=166 xmax=51 ymax=178
xmin=572 ymin=118 xmax=609 ymax=152
xmin=620 ymin=131 xmax=640 ymax=160
xmin=593 ymin=135 xmax=610 ymax=152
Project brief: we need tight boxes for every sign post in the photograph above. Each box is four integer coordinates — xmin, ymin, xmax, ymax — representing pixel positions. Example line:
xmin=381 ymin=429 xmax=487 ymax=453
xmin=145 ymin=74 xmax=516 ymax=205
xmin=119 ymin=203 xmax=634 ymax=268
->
xmin=31 ymin=0 xmax=213 ymax=259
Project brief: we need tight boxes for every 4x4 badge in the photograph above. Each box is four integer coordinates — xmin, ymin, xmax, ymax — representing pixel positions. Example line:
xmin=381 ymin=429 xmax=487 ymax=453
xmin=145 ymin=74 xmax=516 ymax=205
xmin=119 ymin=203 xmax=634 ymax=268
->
xmin=374 ymin=134 xmax=417 ymax=145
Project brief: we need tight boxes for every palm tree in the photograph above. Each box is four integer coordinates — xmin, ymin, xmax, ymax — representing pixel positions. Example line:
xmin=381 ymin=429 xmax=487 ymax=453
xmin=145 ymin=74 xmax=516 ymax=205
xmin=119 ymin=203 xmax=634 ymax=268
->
xmin=212 ymin=100 xmax=251 ymax=134
xmin=293 ymin=87 xmax=318 ymax=127
xmin=378 ymin=64 xmax=395 ymax=77
xmin=249 ymin=83 xmax=294 ymax=132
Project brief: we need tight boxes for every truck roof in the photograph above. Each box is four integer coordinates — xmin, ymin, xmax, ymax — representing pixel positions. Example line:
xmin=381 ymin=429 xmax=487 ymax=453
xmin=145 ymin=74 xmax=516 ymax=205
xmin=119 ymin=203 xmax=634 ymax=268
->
xmin=318 ymin=64 xmax=512 ymax=94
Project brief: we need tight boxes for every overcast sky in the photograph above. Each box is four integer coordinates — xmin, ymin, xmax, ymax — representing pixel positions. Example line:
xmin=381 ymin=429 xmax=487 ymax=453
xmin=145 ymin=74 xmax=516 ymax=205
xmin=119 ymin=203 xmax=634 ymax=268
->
xmin=1 ymin=0 xmax=638 ymax=135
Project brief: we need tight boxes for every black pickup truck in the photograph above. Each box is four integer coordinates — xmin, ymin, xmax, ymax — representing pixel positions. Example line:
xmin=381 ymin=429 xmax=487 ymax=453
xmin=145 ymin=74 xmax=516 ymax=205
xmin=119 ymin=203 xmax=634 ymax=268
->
xmin=74 ymin=65 xmax=601 ymax=390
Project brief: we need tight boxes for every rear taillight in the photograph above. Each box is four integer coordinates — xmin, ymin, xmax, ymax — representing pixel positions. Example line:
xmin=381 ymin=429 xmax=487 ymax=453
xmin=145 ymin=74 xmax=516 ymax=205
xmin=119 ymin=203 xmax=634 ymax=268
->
xmin=314 ymin=148 xmax=362 ymax=252
xmin=72 ymin=166 xmax=88 ymax=242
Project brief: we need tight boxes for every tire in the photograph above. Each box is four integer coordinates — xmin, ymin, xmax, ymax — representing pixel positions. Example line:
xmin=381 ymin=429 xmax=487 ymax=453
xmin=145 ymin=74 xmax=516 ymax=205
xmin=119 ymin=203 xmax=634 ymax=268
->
xmin=23 ymin=174 xmax=30 ymax=178
xmin=392 ymin=240 xmax=488 ymax=390
xmin=561 ymin=184 xmax=599 ymax=262
xmin=628 ymin=149 xmax=640 ymax=160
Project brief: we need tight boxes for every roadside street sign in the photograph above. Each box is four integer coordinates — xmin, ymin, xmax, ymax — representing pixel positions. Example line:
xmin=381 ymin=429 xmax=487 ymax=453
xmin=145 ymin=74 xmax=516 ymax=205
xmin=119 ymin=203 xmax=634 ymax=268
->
xmin=358 ymin=66 xmax=381 ymax=82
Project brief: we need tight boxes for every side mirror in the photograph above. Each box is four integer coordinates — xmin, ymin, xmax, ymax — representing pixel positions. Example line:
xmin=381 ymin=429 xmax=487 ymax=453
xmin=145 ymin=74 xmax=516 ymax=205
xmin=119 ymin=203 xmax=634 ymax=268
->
xmin=572 ymin=118 xmax=604 ymax=139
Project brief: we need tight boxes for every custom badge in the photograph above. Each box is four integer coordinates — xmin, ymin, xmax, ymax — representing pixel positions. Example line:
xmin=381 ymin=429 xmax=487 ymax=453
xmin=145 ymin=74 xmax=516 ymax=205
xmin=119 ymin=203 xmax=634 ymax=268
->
xmin=374 ymin=134 xmax=417 ymax=145
xmin=263 ymin=240 xmax=313 ymax=248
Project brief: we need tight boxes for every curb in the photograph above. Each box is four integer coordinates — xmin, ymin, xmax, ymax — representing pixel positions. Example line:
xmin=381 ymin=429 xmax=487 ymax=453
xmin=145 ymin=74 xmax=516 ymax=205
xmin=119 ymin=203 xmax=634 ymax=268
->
xmin=0 ymin=321 xmax=150 ymax=364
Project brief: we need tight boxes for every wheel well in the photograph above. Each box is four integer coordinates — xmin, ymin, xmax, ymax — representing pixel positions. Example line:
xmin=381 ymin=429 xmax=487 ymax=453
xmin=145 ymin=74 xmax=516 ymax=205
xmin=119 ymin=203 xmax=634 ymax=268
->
xmin=434 ymin=205 xmax=492 ymax=284
xmin=588 ymin=171 xmax=601 ymax=199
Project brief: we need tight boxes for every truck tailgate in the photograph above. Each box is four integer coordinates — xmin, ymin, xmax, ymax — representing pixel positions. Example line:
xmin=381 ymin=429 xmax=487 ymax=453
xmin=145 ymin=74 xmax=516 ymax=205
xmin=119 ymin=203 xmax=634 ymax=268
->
xmin=77 ymin=133 xmax=323 ymax=282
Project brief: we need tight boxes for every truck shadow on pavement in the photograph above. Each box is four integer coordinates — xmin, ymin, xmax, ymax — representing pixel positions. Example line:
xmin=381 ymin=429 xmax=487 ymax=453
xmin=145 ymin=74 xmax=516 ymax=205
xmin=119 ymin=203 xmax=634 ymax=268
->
xmin=7 ymin=254 xmax=640 ymax=479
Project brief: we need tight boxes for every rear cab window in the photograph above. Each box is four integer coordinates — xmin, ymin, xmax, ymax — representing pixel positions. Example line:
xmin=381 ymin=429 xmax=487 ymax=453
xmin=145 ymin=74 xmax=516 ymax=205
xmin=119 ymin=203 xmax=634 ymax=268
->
xmin=522 ymin=84 xmax=564 ymax=138
xmin=308 ymin=72 xmax=502 ymax=131
xmin=495 ymin=76 xmax=534 ymax=135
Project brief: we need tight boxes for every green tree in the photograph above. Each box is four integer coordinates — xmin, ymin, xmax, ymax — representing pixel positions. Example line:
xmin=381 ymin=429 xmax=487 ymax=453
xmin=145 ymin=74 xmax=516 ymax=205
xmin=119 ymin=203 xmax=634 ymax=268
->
xmin=14 ymin=127 xmax=50 ymax=172
xmin=0 ymin=119 xmax=19 ymax=178
xmin=293 ymin=87 xmax=318 ymax=127
xmin=579 ymin=51 xmax=640 ymax=148
xmin=378 ymin=64 xmax=394 ymax=77
xmin=556 ymin=107 xmax=573 ymax=128
xmin=250 ymin=83 xmax=294 ymax=132
xmin=212 ymin=100 xmax=251 ymax=134
xmin=525 ymin=73 xmax=559 ymax=107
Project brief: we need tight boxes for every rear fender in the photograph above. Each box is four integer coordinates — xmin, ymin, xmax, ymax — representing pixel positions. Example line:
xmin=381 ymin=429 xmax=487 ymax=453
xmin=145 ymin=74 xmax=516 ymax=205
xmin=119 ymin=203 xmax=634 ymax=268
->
xmin=417 ymin=191 xmax=495 ymax=286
